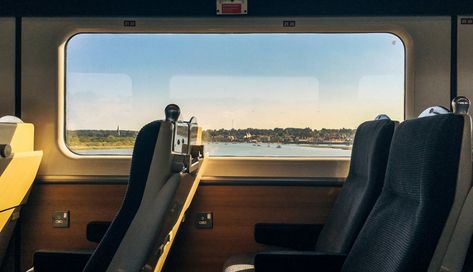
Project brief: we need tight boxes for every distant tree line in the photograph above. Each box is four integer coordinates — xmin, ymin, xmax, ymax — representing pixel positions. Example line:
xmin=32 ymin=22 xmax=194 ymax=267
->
xmin=66 ymin=127 xmax=356 ymax=149
xmin=66 ymin=130 xmax=138 ymax=149
xmin=202 ymin=128 xmax=356 ymax=144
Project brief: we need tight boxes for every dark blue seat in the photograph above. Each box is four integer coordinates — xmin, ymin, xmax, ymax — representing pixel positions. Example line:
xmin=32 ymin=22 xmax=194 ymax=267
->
xmin=252 ymin=113 xmax=470 ymax=272
xmin=32 ymin=105 xmax=200 ymax=272
xmin=84 ymin=119 xmax=179 ymax=272
xmin=342 ymin=114 xmax=467 ymax=272
xmin=224 ymin=118 xmax=396 ymax=272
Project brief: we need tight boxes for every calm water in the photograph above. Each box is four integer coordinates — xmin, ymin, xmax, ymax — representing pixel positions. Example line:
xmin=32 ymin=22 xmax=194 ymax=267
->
xmin=76 ymin=142 xmax=351 ymax=157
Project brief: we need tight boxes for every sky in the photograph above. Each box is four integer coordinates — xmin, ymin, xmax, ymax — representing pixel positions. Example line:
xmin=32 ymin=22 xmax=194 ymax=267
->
xmin=66 ymin=33 xmax=405 ymax=130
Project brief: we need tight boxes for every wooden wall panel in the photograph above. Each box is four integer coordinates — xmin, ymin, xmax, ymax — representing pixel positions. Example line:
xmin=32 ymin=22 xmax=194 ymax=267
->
xmin=19 ymin=183 xmax=126 ymax=271
xmin=164 ymin=185 xmax=340 ymax=272
xmin=19 ymin=183 xmax=340 ymax=271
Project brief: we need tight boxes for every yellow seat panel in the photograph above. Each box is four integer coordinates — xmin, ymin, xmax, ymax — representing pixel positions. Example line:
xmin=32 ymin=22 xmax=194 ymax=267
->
xmin=0 ymin=122 xmax=42 ymax=233
xmin=0 ymin=123 xmax=34 ymax=153
xmin=0 ymin=152 xmax=42 ymax=213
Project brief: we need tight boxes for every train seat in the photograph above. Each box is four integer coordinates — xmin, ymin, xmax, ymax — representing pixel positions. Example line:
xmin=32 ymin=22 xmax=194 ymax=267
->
xmin=223 ymin=116 xmax=396 ymax=272
xmin=426 ymin=96 xmax=473 ymax=272
xmin=250 ymin=111 xmax=470 ymax=272
xmin=32 ymin=104 xmax=206 ymax=272
xmin=338 ymin=112 xmax=471 ymax=272
xmin=83 ymin=120 xmax=176 ymax=271
xmin=83 ymin=104 xmax=193 ymax=272
xmin=0 ymin=116 xmax=42 ymax=266
xmin=34 ymin=117 xmax=177 ymax=272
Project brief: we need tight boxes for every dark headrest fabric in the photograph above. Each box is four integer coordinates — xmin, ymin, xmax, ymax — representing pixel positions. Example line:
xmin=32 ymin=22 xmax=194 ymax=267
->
xmin=315 ymin=119 xmax=395 ymax=254
xmin=83 ymin=121 xmax=161 ymax=272
xmin=342 ymin=114 xmax=464 ymax=272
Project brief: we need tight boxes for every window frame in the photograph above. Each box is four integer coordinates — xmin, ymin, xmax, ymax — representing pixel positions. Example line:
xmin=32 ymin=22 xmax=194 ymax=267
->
xmin=60 ymin=25 xmax=408 ymax=159
xmin=23 ymin=16 xmax=446 ymax=179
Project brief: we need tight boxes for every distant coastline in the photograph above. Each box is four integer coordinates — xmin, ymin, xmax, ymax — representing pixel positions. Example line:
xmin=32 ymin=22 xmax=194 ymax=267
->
xmin=202 ymin=127 xmax=355 ymax=145
xmin=299 ymin=144 xmax=352 ymax=150
xmin=68 ymin=143 xmax=353 ymax=151
xmin=66 ymin=127 xmax=356 ymax=150
xmin=69 ymin=145 xmax=134 ymax=150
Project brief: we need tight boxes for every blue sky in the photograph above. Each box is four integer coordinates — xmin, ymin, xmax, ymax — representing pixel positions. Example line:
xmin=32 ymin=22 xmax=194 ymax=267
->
xmin=66 ymin=33 xmax=404 ymax=130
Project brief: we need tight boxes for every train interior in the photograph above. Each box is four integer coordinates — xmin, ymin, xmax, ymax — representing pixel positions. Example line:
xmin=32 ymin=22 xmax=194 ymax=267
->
xmin=1 ymin=0 xmax=473 ymax=271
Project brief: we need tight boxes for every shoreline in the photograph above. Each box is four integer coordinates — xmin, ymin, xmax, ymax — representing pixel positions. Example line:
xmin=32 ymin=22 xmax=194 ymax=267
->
xmin=298 ymin=144 xmax=352 ymax=150
xmin=68 ymin=145 xmax=134 ymax=150
xmin=69 ymin=142 xmax=352 ymax=151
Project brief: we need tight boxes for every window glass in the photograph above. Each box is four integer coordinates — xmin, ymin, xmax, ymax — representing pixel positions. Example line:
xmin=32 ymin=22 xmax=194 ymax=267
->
xmin=65 ymin=33 xmax=405 ymax=156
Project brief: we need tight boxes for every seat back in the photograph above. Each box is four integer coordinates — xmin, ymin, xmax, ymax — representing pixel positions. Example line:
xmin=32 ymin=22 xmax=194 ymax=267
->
xmin=342 ymin=114 xmax=469 ymax=272
xmin=315 ymin=118 xmax=396 ymax=254
xmin=83 ymin=120 xmax=177 ymax=272
xmin=0 ymin=118 xmax=42 ymax=266
xmin=427 ymin=97 xmax=472 ymax=272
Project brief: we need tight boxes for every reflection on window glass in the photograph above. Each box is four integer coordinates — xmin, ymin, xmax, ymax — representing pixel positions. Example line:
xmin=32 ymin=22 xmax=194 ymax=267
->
xmin=65 ymin=33 xmax=405 ymax=156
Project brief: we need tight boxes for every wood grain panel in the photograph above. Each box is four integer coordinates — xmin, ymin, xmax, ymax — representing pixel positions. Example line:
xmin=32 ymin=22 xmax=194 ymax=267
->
xmin=164 ymin=185 xmax=340 ymax=272
xmin=19 ymin=183 xmax=340 ymax=271
xmin=19 ymin=183 xmax=126 ymax=271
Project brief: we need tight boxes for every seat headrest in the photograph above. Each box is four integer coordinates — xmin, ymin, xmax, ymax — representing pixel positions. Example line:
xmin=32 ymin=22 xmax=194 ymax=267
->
xmin=0 ymin=116 xmax=23 ymax=123
xmin=375 ymin=114 xmax=391 ymax=120
xmin=418 ymin=106 xmax=451 ymax=118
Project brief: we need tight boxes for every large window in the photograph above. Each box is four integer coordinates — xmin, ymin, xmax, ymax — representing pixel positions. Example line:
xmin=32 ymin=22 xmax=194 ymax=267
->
xmin=65 ymin=33 xmax=404 ymax=157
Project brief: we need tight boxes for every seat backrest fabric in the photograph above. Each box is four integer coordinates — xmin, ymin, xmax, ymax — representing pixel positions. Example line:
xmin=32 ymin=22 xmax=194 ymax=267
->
xmin=84 ymin=121 xmax=172 ymax=272
xmin=342 ymin=114 xmax=465 ymax=272
xmin=315 ymin=119 xmax=395 ymax=254
xmin=428 ymin=114 xmax=472 ymax=272
xmin=105 ymin=120 xmax=176 ymax=271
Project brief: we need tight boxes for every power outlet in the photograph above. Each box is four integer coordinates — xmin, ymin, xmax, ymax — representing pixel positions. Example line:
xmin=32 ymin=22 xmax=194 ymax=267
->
xmin=52 ymin=211 xmax=70 ymax=228
xmin=195 ymin=212 xmax=213 ymax=229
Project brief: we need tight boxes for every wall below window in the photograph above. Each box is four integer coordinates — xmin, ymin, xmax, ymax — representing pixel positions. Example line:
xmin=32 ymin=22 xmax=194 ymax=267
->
xmin=20 ymin=183 xmax=126 ymax=271
xmin=164 ymin=184 xmax=341 ymax=272
xmin=19 ymin=182 xmax=340 ymax=271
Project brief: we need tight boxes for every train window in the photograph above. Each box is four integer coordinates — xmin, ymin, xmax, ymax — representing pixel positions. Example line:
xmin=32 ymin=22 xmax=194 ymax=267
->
xmin=65 ymin=33 xmax=405 ymax=157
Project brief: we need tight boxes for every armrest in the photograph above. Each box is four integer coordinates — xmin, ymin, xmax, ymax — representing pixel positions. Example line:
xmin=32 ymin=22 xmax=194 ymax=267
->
xmin=33 ymin=250 xmax=93 ymax=272
xmin=254 ymin=223 xmax=324 ymax=250
xmin=254 ymin=251 xmax=346 ymax=272
xmin=86 ymin=221 xmax=111 ymax=243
